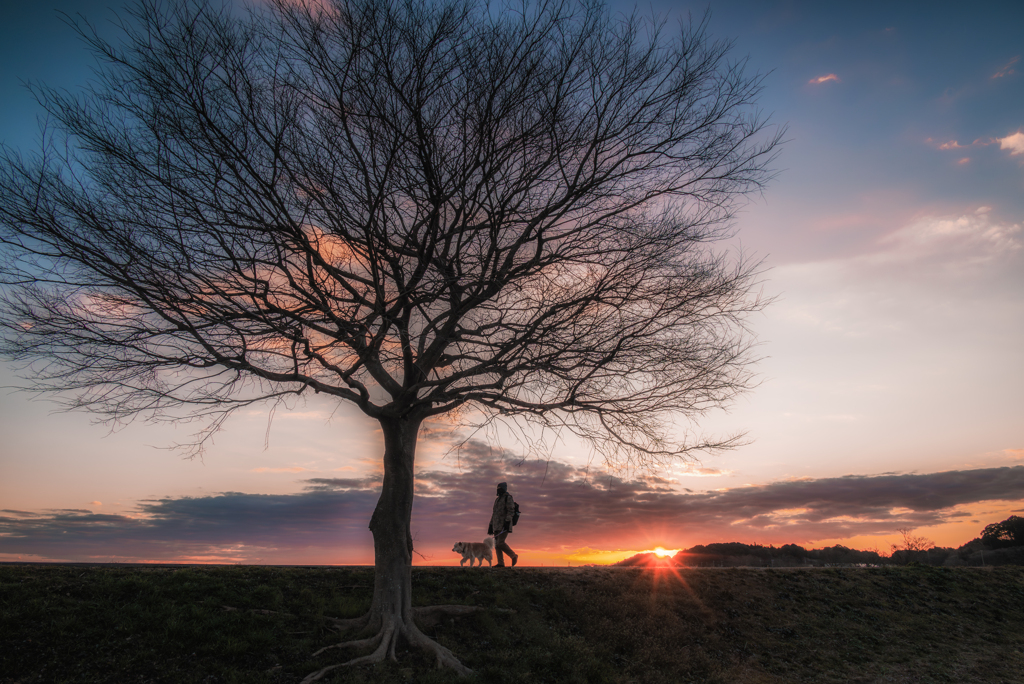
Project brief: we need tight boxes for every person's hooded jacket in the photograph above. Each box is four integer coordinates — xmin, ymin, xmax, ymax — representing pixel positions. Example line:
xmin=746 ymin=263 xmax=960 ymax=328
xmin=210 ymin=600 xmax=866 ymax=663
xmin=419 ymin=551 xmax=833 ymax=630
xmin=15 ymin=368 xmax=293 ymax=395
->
xmin=489 ymin=482 xmax=515 ymax=535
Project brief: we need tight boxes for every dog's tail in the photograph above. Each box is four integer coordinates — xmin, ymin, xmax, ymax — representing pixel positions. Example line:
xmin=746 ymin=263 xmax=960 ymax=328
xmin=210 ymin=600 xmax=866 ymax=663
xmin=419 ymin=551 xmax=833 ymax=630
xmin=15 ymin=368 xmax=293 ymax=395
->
xmin=484 ymin=536 xmax=495 ymax=549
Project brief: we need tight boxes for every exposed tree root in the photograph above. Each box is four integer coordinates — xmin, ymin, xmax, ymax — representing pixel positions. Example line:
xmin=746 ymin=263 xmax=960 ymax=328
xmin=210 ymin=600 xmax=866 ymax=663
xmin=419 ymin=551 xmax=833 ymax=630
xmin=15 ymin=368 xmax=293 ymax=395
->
xmin=302 ymin=606 xmax=480 ymax=683
xmin=311 ymin=633 xmax=382 ymax=658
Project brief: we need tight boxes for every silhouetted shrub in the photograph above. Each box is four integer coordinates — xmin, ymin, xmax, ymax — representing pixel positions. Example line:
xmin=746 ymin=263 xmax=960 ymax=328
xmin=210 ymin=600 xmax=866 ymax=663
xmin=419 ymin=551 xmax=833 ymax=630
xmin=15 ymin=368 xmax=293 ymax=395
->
xmin=958 ymin=545 xmax=1024 ymax=566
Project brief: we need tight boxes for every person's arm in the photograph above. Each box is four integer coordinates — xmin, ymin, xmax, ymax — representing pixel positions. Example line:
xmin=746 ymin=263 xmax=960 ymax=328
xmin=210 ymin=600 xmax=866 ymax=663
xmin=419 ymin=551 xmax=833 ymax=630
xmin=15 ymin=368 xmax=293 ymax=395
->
xmin=503 ymin=494 xmax=514 ymax=531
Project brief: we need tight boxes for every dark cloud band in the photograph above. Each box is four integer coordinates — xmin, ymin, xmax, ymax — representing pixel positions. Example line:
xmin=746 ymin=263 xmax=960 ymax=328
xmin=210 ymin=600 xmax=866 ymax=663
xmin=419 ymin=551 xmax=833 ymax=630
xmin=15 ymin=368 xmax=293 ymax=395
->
xmin=2 ymin=450 xmax=1022 ymax=563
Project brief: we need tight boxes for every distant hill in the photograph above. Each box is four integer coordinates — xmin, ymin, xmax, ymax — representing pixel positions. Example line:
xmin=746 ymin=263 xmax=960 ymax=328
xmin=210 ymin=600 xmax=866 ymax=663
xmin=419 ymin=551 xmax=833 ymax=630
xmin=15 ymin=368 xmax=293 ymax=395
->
xmin=616 ymin=543 xmax=885 ymax=568
xmin=616 ymin=552 xmax=672 ymax=567
xmin=614 ymin=520 xmax=1024 ymax=568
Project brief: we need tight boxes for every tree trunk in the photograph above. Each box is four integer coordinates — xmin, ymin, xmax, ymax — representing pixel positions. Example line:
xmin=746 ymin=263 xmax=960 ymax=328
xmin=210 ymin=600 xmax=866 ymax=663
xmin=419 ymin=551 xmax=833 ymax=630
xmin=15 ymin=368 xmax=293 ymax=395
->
xmin=301 ymin=413 xmax=472 ymax=682
xmin=365 ymin=413 xmax=420 ymax=635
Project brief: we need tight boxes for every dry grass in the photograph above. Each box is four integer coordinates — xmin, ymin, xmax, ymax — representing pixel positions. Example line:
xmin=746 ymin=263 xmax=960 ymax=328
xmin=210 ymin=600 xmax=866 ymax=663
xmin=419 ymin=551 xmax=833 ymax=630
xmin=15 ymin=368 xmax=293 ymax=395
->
xmin=522 ymin=566 xmax=1024 ymax=683
xmin=2 ymin=564 xmax=1023 ymax=683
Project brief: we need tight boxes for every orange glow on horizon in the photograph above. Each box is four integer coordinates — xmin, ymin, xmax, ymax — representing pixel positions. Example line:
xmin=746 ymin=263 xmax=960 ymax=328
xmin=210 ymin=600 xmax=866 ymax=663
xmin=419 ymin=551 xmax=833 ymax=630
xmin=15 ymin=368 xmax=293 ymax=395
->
xmin=417 ymin=545 xmax=690 ymax=567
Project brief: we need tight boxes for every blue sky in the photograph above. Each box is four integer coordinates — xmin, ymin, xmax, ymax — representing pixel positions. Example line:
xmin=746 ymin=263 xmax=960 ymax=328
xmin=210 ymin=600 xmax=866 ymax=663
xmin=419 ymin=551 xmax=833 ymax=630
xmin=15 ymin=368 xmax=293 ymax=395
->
xmin=1 ymin=0 xmax=1022 ymax=565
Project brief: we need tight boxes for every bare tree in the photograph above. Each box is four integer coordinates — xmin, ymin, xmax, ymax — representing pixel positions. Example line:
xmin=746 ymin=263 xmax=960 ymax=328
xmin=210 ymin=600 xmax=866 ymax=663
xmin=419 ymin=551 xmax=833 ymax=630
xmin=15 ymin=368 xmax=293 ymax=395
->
xmin=0 ymin=0 xmax=780 ymax=675
xmin=890 ymin=527 xmax=935 ymax=565
xmin=893 ymin=528 xmax=934 ymax=553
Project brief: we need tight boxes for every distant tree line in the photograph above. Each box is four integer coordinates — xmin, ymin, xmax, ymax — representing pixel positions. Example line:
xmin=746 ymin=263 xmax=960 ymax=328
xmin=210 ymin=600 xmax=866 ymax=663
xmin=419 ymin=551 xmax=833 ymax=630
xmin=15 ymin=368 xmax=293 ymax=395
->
xmin=615 ymin=516 xmax=1024 ymax=568
xmin=981 ymin=515 xmax=1024 ymax=549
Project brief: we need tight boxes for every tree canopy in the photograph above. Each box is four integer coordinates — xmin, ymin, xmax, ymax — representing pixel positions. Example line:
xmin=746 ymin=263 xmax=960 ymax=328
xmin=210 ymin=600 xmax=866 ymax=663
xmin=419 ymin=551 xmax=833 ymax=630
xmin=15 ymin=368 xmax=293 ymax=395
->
xmin=982 ymin=515 xmax=1024 ymax=549
xmin=1 ymin=0 xmax=777 ymax=460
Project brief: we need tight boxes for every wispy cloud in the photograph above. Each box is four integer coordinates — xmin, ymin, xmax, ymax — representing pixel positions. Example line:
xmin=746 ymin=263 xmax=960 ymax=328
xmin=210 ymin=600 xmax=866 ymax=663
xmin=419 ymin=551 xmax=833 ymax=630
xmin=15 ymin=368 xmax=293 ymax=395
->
xmin=874 ymin=208 xmax=1022 ymax=264
xmin=251 ymin=467 xmax=312 ymax=473
xmin=678 ymin=465 xmax=732 ymax=477
xmin=808 ymin=73 xmax=840 ymax=85
xmin=928 ymin=130 xmax=1024 ymax=157
xmin=991 ymin=56 xmax=1019 ymax=79
xmin=926 ymin=137 xmax=987 ymax=151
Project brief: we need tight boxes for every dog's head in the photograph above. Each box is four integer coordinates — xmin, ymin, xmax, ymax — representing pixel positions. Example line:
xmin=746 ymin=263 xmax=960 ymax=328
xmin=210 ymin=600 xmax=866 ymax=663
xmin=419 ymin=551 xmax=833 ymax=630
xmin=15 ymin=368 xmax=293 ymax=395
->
xmin=452 ymin=542 xmax=466 ymax=554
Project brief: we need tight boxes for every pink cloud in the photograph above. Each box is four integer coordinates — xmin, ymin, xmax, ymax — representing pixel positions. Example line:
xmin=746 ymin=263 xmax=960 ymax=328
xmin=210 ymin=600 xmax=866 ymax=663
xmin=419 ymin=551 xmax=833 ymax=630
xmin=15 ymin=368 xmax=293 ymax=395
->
xmin=808 ymin=74 xmax=840 ymax=85
xmin=925 ymin=137 xmax=985 ymax=151
xmin=251 ymin=466 xmax=311 ymax=473
xmin=991 ymin=56 xmax=1019 ymax=79
xmin=998 ymin=130 xmax=1024 ymax=156
xmin=926 ymin=133 xmax=1024 ymax=155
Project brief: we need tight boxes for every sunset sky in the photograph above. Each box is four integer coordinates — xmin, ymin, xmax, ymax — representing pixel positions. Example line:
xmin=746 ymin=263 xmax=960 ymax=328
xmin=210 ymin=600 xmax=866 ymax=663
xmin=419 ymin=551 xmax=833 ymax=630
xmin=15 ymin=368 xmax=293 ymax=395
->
xmin=2 ymin=0 xmax=1022 ymax=566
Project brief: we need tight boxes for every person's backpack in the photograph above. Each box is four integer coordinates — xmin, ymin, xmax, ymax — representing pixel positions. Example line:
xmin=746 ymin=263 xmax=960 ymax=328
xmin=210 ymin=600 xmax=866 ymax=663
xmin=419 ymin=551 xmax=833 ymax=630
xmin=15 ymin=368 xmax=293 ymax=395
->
xmin=511 ymin=501 xmax=521 ymax=526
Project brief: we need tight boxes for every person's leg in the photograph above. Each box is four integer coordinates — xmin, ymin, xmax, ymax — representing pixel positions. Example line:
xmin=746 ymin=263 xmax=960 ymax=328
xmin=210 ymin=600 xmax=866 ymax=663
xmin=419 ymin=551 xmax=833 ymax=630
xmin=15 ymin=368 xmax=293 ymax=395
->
xmin=495 ymin=532 xmax=517 ymax=566
xmin=494 ymin=531 xmax=507 ymax=566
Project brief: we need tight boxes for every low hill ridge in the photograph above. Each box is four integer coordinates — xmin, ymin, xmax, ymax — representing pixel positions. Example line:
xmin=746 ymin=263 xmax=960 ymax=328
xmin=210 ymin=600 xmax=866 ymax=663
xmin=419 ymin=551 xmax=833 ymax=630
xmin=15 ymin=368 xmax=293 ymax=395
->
xmin=615 ymin=516 xmax=1024 ymax=567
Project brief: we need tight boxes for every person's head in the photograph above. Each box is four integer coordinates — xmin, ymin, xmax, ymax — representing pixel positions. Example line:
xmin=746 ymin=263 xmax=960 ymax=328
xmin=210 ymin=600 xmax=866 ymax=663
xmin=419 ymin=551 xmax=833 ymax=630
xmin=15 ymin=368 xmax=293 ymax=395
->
xmin=496 ymin=482 xmax=507 ymax=496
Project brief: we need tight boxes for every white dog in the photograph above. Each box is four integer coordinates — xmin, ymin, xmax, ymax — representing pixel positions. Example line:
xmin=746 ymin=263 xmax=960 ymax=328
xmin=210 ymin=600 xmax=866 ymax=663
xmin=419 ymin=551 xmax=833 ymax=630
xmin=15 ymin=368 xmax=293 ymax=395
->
xmin=452 ymin=537 xmax=495 ymax=567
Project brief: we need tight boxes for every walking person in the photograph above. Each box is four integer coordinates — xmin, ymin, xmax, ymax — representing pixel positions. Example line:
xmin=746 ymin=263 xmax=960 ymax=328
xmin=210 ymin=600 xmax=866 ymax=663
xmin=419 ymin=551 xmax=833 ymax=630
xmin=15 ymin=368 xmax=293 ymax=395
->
xmin=488 ymin=481 xmax=518 ymax=567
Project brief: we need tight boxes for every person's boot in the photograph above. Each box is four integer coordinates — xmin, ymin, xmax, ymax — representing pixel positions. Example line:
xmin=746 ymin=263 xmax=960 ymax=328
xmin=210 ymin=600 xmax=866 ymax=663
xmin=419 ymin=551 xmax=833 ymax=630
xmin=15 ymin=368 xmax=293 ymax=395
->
xmin=496 ymin=553 xmax=506 ymax=567
xmin=511 ymin=553 xmax=518 ymax=567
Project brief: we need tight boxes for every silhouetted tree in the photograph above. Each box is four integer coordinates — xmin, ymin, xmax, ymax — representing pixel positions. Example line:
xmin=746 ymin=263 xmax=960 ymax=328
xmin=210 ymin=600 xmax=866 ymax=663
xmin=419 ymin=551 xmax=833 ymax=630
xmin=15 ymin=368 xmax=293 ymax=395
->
xmin=0 ymin=0 xmax=780 ymax=674
xmin=981 ymin=516 xmax=1024 ymax=549
xmin=779 ymin=543 xmax=807 ymax=561
xmin=890 ymin=528 xmax=934 ymax=565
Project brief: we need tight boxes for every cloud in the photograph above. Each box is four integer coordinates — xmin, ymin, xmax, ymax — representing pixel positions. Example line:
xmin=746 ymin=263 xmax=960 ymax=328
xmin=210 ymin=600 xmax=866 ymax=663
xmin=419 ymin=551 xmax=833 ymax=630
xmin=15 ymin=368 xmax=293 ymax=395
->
xmin=991 ymin=56 xmax=1019 ymax=79
xmin=926 ymin=137 xmax=992 ymax=151
xmin=875 ymin=209 xmax=1022 ymax=264
xmin=0 ymin=488 xmax=381 ymax=564
xmin=251 ymin=467 xmax=312 ymax=473
xmin=928 ymin=130 xmax=1024 ymax=157
xmin=678 ymin=465 xmax=732 ymax=477
xmin=453 ymin=460 xmax=1024 ymax=548
xmin=808 ymin=74 xmax=840 ymax=85
xmin=771 ymin=207 xmax=1024 ymax=348
xmin=998 ymin=130 xmax=1024 ymax=156
xmin=2 ymin=443 xmax=1023 ymax=563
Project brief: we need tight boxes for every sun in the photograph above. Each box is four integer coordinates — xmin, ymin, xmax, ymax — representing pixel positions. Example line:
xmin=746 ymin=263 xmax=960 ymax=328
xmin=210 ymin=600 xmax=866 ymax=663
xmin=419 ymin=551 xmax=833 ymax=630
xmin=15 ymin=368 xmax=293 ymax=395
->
xmin=652 ymin=547 xmax=680 ymax=558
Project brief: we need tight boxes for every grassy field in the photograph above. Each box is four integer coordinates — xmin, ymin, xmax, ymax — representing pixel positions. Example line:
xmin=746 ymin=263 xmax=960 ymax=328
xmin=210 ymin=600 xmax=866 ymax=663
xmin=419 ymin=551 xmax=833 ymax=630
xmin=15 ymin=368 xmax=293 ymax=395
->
xmin=2 ymin=564 xmax=1023 ymax=683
